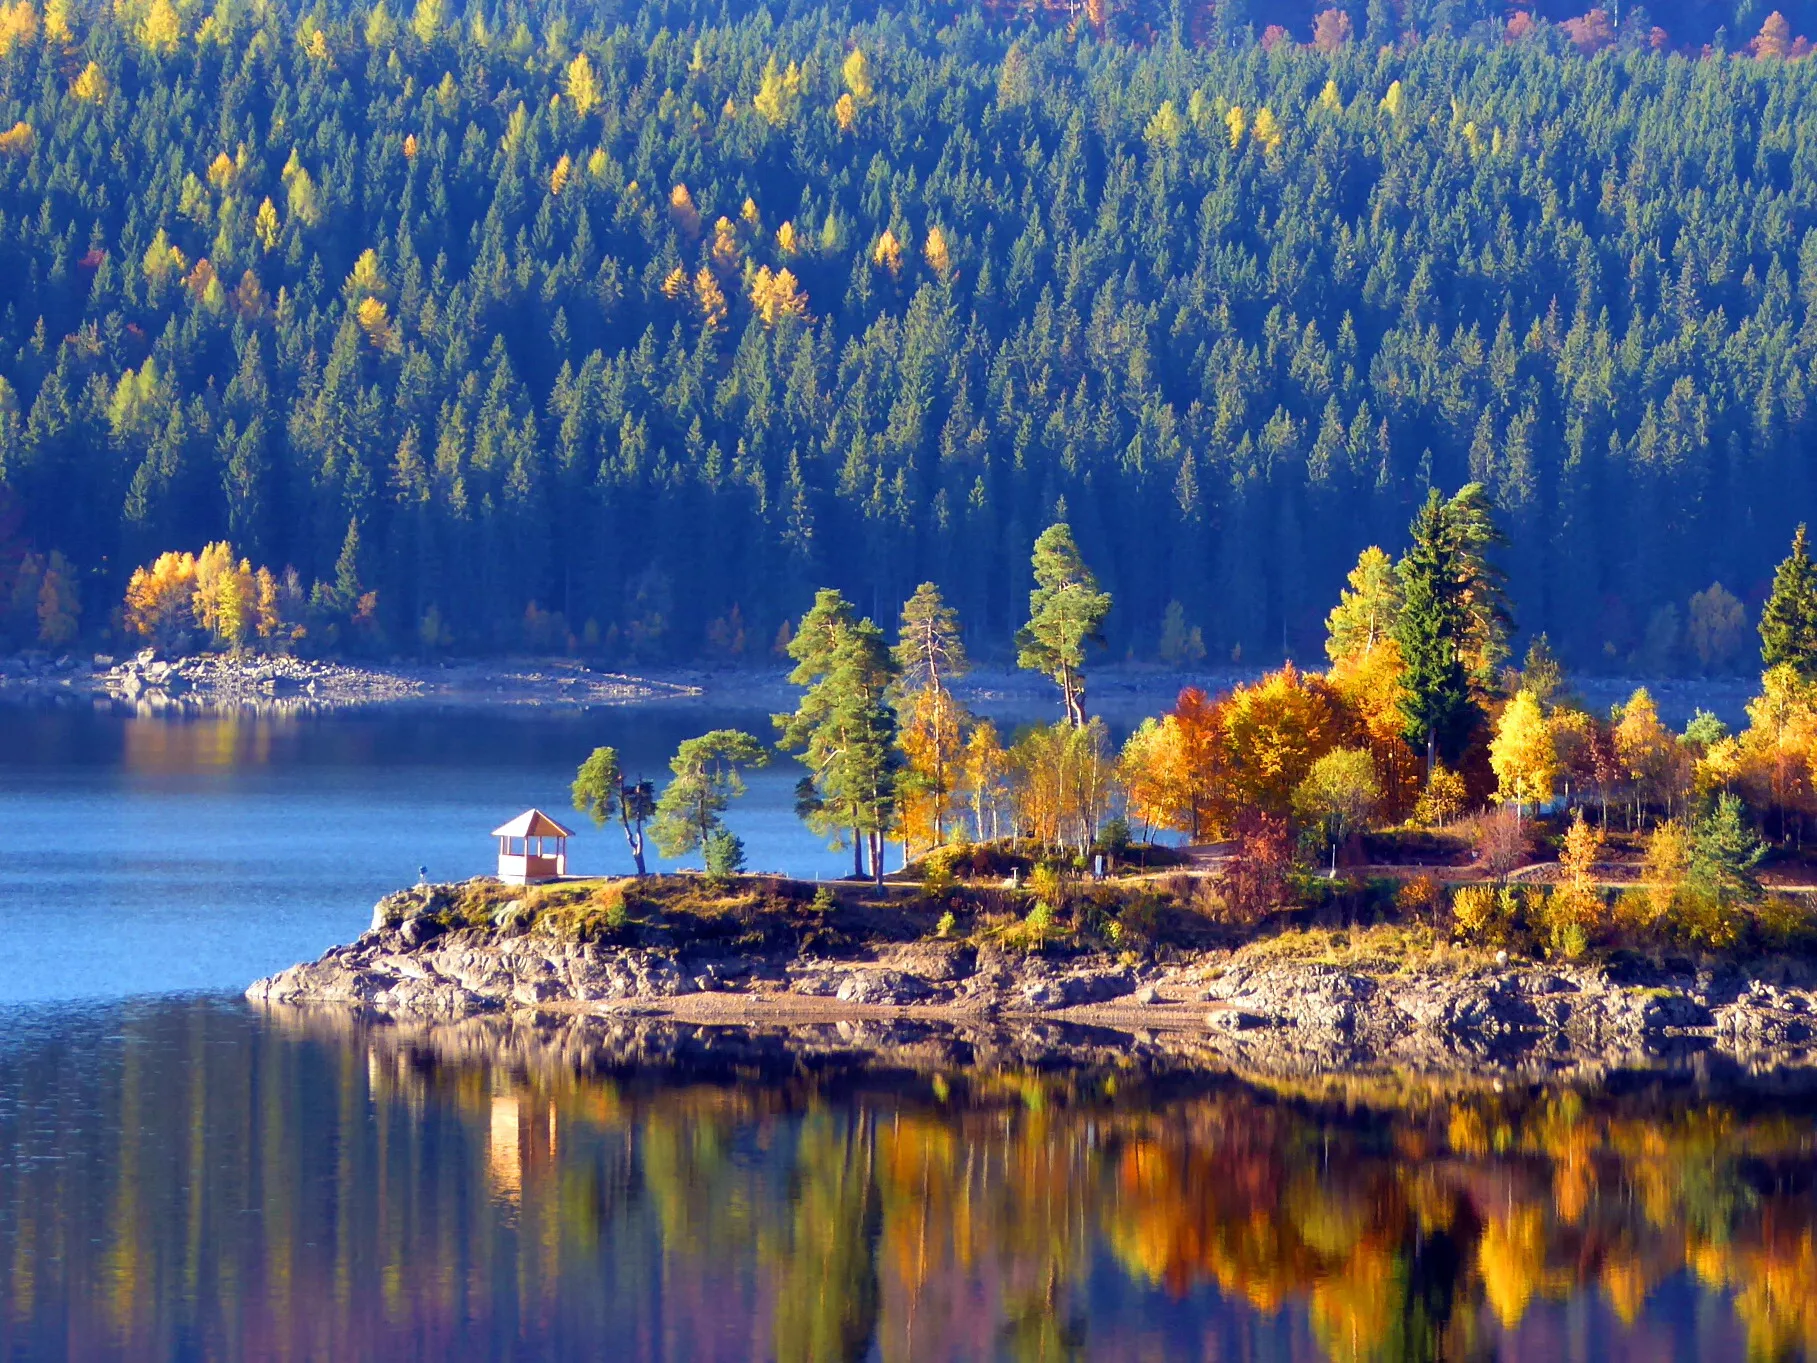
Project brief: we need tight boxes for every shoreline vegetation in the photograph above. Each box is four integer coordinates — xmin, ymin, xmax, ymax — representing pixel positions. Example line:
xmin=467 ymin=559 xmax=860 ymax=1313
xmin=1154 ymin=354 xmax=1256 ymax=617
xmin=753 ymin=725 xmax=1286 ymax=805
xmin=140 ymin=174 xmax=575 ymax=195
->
xmin=258 ymin=496 xmax=1817 ymax=1076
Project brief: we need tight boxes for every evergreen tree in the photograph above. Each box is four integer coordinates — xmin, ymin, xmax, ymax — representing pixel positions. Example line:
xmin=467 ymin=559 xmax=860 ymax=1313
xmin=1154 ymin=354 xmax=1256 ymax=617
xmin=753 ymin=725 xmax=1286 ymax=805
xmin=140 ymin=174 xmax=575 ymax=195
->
xmin=1394 ymin=491 xmax=1476 ymax=772
xmin=571 ymin=745 xmax=655 ymax=876
xmin=776 ymin=589 xmax=901 ymax=881
xmin=1015 ymin=524 xmax=1112 ymax=727
xmin=1760 ymin=525 xmax=1817 ymax=679
xmin=649 ymin=730 xmax=769 ymax=861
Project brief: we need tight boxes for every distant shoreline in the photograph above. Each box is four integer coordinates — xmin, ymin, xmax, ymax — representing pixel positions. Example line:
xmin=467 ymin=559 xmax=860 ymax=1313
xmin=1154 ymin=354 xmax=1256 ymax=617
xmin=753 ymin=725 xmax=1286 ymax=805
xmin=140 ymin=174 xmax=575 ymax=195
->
xmin=0 ymin=651 xmax=1763 ymax=725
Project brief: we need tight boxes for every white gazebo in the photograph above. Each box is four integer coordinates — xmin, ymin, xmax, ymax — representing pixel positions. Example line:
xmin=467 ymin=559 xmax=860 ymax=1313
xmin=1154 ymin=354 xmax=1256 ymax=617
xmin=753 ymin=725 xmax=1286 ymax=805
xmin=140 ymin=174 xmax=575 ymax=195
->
xmin=492 ymin=809 xmax=574 ymax=885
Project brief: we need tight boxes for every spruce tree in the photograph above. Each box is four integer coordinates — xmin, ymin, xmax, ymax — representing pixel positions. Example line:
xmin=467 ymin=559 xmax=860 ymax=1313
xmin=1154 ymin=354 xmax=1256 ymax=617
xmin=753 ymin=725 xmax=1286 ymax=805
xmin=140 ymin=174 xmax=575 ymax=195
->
xmin=1394 ymin=490 xmax=1476 ymax=772
xmin=1015 ymin=523 xmax=1111 ymax=726
xmin=1759 ymin=525 xmax=1817 ymax=678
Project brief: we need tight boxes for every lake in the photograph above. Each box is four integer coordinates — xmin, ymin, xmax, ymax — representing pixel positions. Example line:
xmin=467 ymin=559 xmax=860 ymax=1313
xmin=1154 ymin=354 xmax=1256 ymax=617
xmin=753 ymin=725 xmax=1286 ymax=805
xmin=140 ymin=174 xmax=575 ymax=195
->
xmin=0 ymin=701 xmax=872 ymax=1004
xmin=0 ymin=998 xmax=1808 ymax=1362
xmin=1 ymin=696 xmax=1809 ymax=1362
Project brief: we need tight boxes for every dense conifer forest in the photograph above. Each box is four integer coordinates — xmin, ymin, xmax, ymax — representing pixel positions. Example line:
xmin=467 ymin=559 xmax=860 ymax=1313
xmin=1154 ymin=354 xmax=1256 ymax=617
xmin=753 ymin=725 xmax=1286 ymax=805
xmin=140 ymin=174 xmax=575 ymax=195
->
xmin=5 ymin=0 xmax=1817 ymax=666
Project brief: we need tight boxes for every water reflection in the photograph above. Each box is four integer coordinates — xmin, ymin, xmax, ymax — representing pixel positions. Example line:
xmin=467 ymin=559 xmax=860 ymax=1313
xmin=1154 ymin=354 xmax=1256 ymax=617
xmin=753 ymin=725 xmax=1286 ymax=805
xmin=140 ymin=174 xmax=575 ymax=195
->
xmin=3 ymin=999 xmax=1813 ymax=1360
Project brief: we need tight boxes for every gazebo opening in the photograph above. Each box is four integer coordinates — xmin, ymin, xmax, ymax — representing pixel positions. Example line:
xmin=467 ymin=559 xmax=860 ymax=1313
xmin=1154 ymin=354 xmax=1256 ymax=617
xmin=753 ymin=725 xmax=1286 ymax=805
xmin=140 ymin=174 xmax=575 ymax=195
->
xmin=491 ymin=809 xmax=574 ymax=885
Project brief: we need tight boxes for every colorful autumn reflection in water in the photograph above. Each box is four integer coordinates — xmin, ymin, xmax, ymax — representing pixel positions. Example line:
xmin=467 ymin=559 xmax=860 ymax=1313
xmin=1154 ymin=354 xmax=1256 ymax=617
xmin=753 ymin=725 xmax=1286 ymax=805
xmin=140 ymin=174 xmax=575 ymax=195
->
xmin=1 ymin=1001 xmax=1813 ymax=1361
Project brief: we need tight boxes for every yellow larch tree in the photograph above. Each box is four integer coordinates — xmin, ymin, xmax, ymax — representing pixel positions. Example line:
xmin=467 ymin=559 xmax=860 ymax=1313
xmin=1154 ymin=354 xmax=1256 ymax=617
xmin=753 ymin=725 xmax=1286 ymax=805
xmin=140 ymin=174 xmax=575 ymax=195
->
xmin=356 ymin=296 xmax=398 ymax=351
xmin=1252 ymin=106 xmax=1283 ymax=154
xmin=776 ymin=220 xmax=799 ymax=257
xmin=668 ymin=183 xmax=701 ymax=237
xmin=138 ymin=0 xmax=181 ymax=52
xmin=549 ymin=152 xmax=571 ymax=195
xmin=710 ymin=216 xmax=740 ymax=271
xmin=923 ymin=224 xmax=952 ymax=280
xmin=834 ymin=92 xmax=857 ymax=133
xmin=1225 ymin=103 xmax=1246 ymax=149
xmin=871 ymin=228 xmax=902 ymax=277
xmin=408 ymin=0 xmax=441 ymax=43
xmin=841 ymin=46 xmax=872 ymax=102
xmin=693 ymin=266 xmax=726 ymax=328
xmin=0 ymin=0 xmax=38 ymax=56
xmin=563 ymin=51 xmax=599 ymax=116
xmin=752 ymin=56 xmax=803 ymax=126
xmin=253 ymin=196 xmax=281 ymax=251
xmin=71 ymin=61 xmax=108 ymax=101
xmin=747 ymin=266 xmax=807 ymax=325
xmin=0 ymin=121 xmax=34 ymax=156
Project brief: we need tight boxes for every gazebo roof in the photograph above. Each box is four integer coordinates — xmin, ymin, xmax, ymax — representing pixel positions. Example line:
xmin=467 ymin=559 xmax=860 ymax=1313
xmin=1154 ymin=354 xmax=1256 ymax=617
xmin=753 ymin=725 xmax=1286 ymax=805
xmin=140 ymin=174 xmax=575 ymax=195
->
xmin=491 ymin=809 xmax=575 ymax=839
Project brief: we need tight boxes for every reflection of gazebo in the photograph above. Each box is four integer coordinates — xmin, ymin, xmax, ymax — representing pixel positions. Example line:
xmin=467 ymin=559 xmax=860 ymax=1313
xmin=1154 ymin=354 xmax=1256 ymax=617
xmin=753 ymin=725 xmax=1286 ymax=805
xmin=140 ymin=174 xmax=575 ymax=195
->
xmin=492 ymin=810 xmax=573 ymax=885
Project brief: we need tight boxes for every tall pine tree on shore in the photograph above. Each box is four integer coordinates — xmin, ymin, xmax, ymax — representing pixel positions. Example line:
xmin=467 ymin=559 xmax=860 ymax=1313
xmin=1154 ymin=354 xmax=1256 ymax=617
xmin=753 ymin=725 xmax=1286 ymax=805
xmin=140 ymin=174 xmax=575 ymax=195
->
xmin=1015 ymin=525 xmax=1112 ymax=727
xmin=776 ymin=589 xmax=901 ymax=881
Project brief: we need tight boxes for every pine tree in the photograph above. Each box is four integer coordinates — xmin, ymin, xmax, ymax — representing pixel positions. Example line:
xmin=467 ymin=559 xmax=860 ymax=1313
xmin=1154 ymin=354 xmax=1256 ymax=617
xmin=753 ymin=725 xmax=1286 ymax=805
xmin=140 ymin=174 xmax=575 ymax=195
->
xmin=572 ymin=745 xmax=655 ymax=875
xmin=776 ymin=589 xmax=901 ymax=881
xmin=1760 ymin=525 xmax=1817 ymax=679
xmin=649 ymin=730 xmax=769 ymax=860
xmin=1015 ymin=523 xmax=1111 ymax=727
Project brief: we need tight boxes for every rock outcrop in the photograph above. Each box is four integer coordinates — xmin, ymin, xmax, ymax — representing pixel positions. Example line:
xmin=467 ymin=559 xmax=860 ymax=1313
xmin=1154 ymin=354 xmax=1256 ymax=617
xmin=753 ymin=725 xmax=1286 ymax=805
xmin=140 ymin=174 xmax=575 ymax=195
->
xmin=249 ymin=884 xmax=1817 ymax=1078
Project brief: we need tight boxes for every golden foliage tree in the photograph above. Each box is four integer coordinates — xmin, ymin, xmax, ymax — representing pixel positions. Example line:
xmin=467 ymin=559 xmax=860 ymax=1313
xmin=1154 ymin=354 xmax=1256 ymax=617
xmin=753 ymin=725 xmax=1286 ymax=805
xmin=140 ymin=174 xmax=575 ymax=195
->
xmin=125 ymin=551 xmax=199 ymax=644
xmin=1490 ymin=689 xmax=1557 ymax=817
xmin=871 ymin=228 xmax=903 ymax=277
xmin=752 ymin=56 xmax=803 ymax=126
xmin=563 ymin=51 xmax=599 ymax=115
xmin=0 ymin=0 xmax=37 ymax=56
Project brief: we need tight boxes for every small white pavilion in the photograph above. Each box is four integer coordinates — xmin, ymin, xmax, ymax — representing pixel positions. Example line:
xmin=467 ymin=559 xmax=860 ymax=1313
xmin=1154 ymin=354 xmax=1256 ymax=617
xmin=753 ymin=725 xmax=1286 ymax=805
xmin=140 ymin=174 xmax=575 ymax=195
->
xmin=492 ymin=809 xmax=574 ymax=885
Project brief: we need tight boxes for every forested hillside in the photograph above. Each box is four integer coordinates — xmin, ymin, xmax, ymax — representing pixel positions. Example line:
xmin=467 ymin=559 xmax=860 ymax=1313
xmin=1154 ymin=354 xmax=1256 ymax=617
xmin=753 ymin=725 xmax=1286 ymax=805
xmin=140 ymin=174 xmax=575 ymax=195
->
xmin=3 ymin=0 xmax=1817 ymax=667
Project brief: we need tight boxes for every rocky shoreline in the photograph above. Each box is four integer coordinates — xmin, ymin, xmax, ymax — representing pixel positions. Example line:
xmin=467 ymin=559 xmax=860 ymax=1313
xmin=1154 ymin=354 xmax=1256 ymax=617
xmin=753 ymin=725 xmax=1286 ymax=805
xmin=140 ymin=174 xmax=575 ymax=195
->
xmin=0 ymin=650 xmax=701 ymax=711
xmin=247 ymin=883 xmax=1817 ymax=1079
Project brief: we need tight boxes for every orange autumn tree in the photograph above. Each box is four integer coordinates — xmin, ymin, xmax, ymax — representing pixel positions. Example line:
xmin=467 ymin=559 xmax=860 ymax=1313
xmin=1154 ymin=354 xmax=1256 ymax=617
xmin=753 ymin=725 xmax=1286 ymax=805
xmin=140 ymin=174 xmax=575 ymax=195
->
xmin=124 ymin=550 xmax=199 ymax=646
xmin=1210 ymin=663 xmax=1357 ymax=831
xmin=1120 ymin=687 xmax=1226 ymax=840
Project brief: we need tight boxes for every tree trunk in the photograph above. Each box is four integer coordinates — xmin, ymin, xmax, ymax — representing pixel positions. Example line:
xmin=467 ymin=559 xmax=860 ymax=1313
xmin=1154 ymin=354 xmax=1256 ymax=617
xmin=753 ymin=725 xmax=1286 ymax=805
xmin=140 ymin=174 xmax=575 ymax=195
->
xmin=852 ymin=828 xmax=864 ymax=879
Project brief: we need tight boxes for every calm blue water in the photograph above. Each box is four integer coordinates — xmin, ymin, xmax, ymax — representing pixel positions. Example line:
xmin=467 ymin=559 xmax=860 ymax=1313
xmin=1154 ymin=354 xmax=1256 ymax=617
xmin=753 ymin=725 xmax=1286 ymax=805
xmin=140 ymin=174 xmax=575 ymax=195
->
xmin=0 ymin=702 xmax=855 ymax=1003
xmin=0 ymin=699 xmax=1810 ymax=1362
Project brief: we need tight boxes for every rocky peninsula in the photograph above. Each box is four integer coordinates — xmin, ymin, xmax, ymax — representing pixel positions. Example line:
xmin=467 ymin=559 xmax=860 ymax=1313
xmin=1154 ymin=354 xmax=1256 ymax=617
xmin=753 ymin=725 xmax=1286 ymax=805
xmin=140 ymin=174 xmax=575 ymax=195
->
xmin=248 ymin=875 xmax=1817 ymax=1079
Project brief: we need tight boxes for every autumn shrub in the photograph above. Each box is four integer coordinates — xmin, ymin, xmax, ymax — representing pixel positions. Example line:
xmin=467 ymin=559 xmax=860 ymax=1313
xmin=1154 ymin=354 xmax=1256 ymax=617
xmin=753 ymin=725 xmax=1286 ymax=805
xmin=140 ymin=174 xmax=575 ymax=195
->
xmin=1216 ymin=810 xmax=1296 ymax=925
xmin=998 ymin=899 xmax=1058 ymax=953
xmin=1028 ymin=861 xmax=1069 ymax=910
xmin=1396 ymin=873 xmax=1443 ymax=924
xmin=1414 ymin=763 xmax=1469 ymax=827
xmin=1610 ymin=887 xmax=1665 ymax=946
xmin=935 ymin=909 xmax=957 ymax=939
xmin=1667 ymin=887 xmax=1741 ymax=952
xmin=1531 ymin=886 xmax=1594 ymax=961
xmin=1450 ymin=884 xmax=1508 ymax=945
xmin=920 ymin=860 xmax=956 ymax=902
xmin=1753 ymin=895 xmax=1816 ymax=950
xmin=1465 ymin=806 xmax=1531 ymax=879
xmin=1110 ymin=891 xmax=1165 ymax=947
